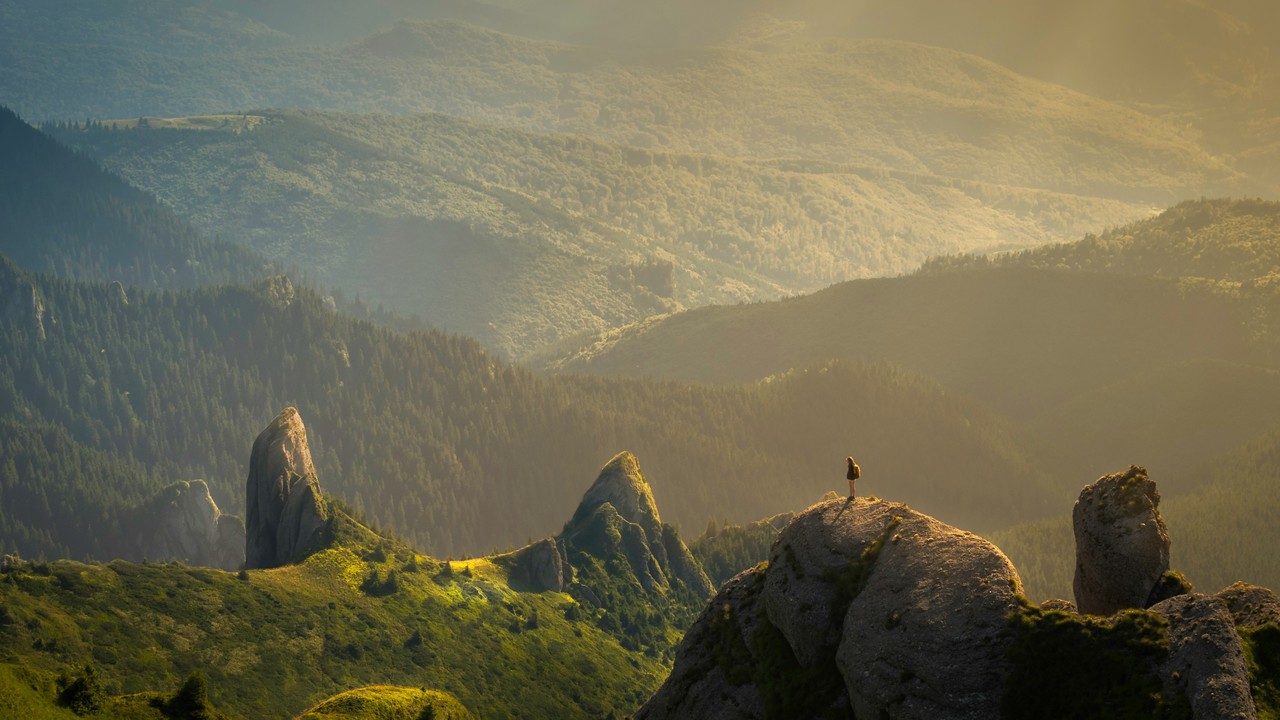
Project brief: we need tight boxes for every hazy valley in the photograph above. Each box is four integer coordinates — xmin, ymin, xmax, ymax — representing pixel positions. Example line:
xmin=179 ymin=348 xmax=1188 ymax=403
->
xmin=4 ymin=1 xmax=1280 ymax=717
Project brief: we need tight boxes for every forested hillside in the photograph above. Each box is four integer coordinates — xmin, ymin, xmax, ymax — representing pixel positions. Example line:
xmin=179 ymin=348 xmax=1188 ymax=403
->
xmin=920 ymin=198 xmax=1280 ymax=283
xmin=45 ymin=109 xmax=1144 ymax=355
xmin=2 ymin=4 xmax=1247 ymax=200
xmin=536 ymin=200 xmax=1280 ymax=509
xmin=0 ymin=256 xmax=1062 ymax=560
xmin=0 ymin=106 xmax=269 ymax=288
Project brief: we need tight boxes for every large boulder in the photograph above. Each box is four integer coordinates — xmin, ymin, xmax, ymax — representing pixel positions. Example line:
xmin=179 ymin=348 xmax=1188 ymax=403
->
xmin=633 ymin=568 xmax=769 ymax=720
xmin=1150 ymin=594 xmax=1257 ymax=720
xmin=835 ymin=505 xmax=1023 ymax=720
xmin=505 ymin=537 xmax=570 ymax=592
xmin=245 ymin=407 xmax=328 ymax=569
xmin=1073 ymin=465 xmax=1170 ymax=615
xmin=139 ymin=479 xmax=245 ymax=570
xmin=646 ymin=497 xmax=1023 ymax=720
xmin=762 ymin=497 xmax=904 ymax=666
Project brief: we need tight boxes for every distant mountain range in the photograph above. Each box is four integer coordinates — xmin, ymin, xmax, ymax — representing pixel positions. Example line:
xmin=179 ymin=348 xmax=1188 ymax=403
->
xmin=44 ymin=108 xmax=1147 ymax=356
xmin=8 ymin=1 xmax=1275 ymax=357
xmin=538 ymin=198 xmax=1280 ymax=601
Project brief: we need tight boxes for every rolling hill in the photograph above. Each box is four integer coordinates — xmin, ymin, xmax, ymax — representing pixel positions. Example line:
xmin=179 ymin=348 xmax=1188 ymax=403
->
xmin=0 ymin=105 xmax=1065 ymax=561
xmin=44 ymin=109 xmax=1148 ymax=356
xmin=5 ymin=12 xmax=1240 ymax=196
xmin=534 ymin=200 xmax=1280 ymax=515
xmin=0 ymin=106 xmax=270 ymax=289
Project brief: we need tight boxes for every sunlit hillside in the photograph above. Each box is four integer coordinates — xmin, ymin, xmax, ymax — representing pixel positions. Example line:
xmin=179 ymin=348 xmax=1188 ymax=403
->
xmin=45 ymin=109 xmax=1146 ymax=355
xmin=4 ymin=2 xmax=1280 ymax=716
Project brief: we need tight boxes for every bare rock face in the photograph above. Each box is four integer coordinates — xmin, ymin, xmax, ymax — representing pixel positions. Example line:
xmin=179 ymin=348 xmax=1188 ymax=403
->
xmin=634 ymin=568 xmax=769 ymax=720
xmin=506 ymin=537 xmax=569 ymax=592
xmin=245 ymin=407 xmax=328 ymax=569
xmin=1073 ymin=465 xmax=1170 ymax=615
xmin=647 ymin=498 xmax=1023 ymax=720
xmin=4 ymin=279 xmax=46 ymax=340
xmin=141 ymin=479 xmax=245 ymax=570
xmin=1150 ymin=594 xmax=1257 ymax=720
xmin=835 ymin=508 xmax=1023 ymax=720
xmin=762 ymin=497 xmax=904 ymax=666
xmin=571 ymin=451 xmax=662 ymax=536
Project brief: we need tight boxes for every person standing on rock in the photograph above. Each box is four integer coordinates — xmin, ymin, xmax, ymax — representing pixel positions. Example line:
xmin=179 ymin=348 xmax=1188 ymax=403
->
xmin=847 ymin=456 xmax=860 ymax=498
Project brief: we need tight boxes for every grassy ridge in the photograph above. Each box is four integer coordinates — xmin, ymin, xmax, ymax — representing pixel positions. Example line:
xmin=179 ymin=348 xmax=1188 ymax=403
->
xmin=0 ymin=524 xmax=664 ymax=718
xmin=296 ymin=685 xmax=473 ymax=720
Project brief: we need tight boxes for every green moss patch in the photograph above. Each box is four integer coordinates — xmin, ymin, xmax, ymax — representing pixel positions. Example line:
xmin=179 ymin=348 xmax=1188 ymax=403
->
xmin=1241 ymin=623 xmax=1280 ymax=719
xmin=1002 ymin=604 xmax=1191 ymax=720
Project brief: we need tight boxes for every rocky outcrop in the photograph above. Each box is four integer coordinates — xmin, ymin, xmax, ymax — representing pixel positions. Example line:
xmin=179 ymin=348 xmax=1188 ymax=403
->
xmin=1073 ymin=465 xmax=1170 ymax=615
xmin=137 ymin=479 xmax=244 ymax=570
xmin=642 ymin=467 xmax=1278 ymax=720
xmin=245 ymin=407 xmax=328 ymax=569
xmin=642 ymin=497 xmax=1023 ymax=720
xmin=4 ymin=279 xmax=46 ymax=340
xmin=562 ymin=452 xmax=713 ymax=598
xmin=835 ymin=505 xmax=1023 ymax=719
xmin=1150 ymin=594 xmax=1257 ymax=720
xmin=505 ymin=537 xmax=570 ymax=592
xmin=1216 ymin=582 xmax=1280 ymax=628
xmin=635 ymin=569 xmax=769 ymax=720
xmin=762 ymin=498 xmax=904 ymax=666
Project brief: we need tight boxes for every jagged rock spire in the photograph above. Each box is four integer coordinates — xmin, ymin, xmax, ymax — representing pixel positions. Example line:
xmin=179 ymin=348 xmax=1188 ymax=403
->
xmin=245 ymin=407 xmax=328 ymax=569
xmin=1072 ymin=465 xmax=1170 ymax=615
xmin=563 ymin=451 xmax=713 ymax=598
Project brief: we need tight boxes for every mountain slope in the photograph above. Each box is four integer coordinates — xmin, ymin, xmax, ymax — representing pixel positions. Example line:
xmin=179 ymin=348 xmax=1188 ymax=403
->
xmin=46 ymin=109 xmax=1147 ymax=355
xmin=0 ymin=446 xmax=718 ymax=719
xmin=536 ymin=266 xmax=1256 ymax=418
xmin=0 ymin=255 xmax=1060 ymax=560
xmin=1 ymin=5 xmax=1248 ymax=200
xmin=921 ymin=197 xmax=1280 ymax=283
xmin=534 ymin=202 xmax=1280 ymax=513
xmin=0 ymin=507 xmax=663 ymax=719
xmin=0 ymin=106 xmax=269 ymax=288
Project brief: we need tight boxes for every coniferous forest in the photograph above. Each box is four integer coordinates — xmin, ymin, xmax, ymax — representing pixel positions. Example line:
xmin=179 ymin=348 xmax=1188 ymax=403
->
xmin=4 ymin=2 xmax=1280 ymax=718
